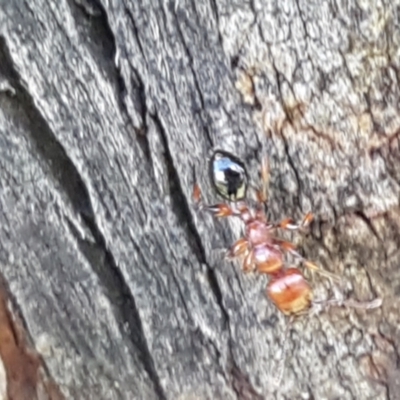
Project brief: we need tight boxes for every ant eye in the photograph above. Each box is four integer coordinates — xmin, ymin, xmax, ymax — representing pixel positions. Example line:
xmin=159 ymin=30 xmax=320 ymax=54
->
xmin=210 ymin=150 xmax=248 ymax=201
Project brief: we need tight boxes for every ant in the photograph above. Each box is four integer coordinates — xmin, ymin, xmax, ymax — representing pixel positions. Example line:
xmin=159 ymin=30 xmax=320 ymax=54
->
xmin=196 ymin=150 xmax=345 ymax=315
xmin=194 ymin=150 xmax=382 ymax=386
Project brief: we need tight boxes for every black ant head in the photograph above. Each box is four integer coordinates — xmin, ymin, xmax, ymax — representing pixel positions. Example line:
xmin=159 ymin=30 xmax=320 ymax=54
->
xmin=209 ymin=150 xmax=248 ymax=202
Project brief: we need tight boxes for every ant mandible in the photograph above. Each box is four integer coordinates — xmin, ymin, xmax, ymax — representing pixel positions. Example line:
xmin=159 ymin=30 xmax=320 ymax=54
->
xmin=194 ymin=150 xmax=382 ymax=316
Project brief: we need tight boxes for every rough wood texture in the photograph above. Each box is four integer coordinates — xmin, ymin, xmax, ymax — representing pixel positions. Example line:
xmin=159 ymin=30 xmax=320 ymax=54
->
xmin=0 ymin=0 xmax=399 ymax=399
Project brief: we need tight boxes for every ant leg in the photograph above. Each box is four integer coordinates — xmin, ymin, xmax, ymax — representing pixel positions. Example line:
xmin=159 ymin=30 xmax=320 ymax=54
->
xmin=223 ymin=240 xmax=255 ymax=273
xmin=205 ymin=203 xmax=237 ymax=218
xmin=300 ymin=258 xmax=341 ymax=282
xmin=255 ymin=157 xmax=270 ymax=204
xmin=273 ymin=238 xmax=340 ymax=282
xmin=312 ymin=297 xmax=382 ymax=314
xmin=242 ymin=250 xmax=256 ymax=273
xmin=226 ymin=239 xmax=255 ymax=273
xmin=192 ymin=183 xmax=202 ymax=205
xmin=272 ymin=212 xmax=314 ymax=231
xmin=341 ymin=298 xmax=383 ymax=309
xmin=193 ymin=183 xmax=239 ymax=218
xmin=226 ymin=238 xmax=248 ymax=259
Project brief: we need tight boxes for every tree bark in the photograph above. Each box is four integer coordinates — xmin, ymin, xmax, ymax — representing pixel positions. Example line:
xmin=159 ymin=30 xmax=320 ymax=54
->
xmin=0 ymin=0 xmax=399 ymax=399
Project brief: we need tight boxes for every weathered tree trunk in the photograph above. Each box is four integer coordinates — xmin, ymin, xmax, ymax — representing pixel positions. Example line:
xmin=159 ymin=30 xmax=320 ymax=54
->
xmin=0 ymin=0 xmax=399 ymax=399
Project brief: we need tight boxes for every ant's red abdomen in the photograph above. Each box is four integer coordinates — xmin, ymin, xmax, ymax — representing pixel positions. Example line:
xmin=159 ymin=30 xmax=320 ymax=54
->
xmin=267 ymin=268 xmax=312 ymax=315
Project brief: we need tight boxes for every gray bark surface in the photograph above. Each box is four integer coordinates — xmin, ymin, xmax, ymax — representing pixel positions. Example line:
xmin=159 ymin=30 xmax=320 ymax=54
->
xmin=0 ymin=0 xmax=399 ymax=399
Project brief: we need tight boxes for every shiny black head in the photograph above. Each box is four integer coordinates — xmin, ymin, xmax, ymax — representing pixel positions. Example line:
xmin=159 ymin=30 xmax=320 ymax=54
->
xmin=210 ymin=150 xmax=248 ymax=201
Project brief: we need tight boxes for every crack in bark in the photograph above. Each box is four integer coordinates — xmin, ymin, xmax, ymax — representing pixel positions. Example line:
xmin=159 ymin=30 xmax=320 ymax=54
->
xmin=127 ymin=66 xmax=153 ymax=162
xmin=0 ymin=35 xmax=168 ymax=400
xmin=0 ymin=36 xmax=94 ymax=219
xmin=171 ymin=6 xmax=206 ymax=111
xmin=353 ymin=210 xmax=382 ymax=242
xmin=64 ymin=216 xmax=168 ymax=400
xmin=280 ymin=130 xmax=303 ymax=211
xmin=151 ymin=111 xmax=261 ymax=399
xmin=294 ymin=0 xmax=310 ymax=40
xmin=208 ymin=0 xmax=223 ymax=48
xmin=77 ymin=0 xmax=152 ymax=163
xmin=123 ymin=2 xmax=146 ymax=60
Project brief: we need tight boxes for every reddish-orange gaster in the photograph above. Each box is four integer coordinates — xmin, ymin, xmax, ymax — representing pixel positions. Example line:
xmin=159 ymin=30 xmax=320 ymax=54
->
xmin=267 ymin=268 xmax=312 ymax=315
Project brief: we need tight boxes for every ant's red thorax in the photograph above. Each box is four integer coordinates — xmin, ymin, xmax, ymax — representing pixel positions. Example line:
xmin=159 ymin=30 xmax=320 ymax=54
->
xmin=246 ymin=220 xmax=271 ymax=246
